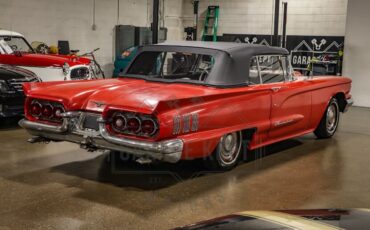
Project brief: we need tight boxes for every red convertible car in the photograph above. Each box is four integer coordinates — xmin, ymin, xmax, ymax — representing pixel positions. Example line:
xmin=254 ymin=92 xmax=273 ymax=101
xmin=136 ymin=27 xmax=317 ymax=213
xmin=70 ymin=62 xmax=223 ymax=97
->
xmin=19 ymin=42 xmax=353 ymax=170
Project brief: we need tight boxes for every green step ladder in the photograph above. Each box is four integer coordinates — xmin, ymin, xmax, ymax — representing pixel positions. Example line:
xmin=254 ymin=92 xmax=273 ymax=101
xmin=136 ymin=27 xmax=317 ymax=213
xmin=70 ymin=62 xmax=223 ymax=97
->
xmin=201 ymin=5 xmax=220 ymax=42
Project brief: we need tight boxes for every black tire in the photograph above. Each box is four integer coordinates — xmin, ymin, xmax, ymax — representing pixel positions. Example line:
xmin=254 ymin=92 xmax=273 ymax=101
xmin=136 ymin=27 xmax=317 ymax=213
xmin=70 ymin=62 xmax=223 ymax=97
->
xmin=314 ymin=98 xmax=340 ymax=139
xmin=204 ymin=131 xmax=243 ymax=171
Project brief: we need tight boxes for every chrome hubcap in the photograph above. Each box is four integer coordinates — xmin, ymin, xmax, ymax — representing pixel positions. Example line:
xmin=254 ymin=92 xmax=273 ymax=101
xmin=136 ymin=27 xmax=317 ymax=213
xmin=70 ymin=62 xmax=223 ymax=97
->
xmin=219 ymin=132 xmax=242 ymax=166
xmin=326 ymin=103 xmax=339 ymax=134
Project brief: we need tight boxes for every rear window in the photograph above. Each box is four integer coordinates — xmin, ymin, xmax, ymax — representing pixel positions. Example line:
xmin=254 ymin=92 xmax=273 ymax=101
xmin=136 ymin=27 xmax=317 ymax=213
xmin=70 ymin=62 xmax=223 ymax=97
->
xmin=126 ymin=51 xmax=215 ymax=83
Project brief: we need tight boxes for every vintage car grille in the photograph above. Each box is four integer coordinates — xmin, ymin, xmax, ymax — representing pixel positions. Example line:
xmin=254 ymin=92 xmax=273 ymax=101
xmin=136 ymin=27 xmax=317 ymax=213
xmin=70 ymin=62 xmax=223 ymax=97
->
xmin=80 ymin=113 xmax=100 ymax=131
xmin=7 ymin=77 xmax=39 ymax=93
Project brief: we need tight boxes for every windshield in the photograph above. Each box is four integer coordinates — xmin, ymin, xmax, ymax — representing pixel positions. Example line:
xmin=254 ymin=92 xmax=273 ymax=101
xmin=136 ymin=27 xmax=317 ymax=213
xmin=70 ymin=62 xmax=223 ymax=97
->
xmin=0 ymin=36 xmax=34 ymax=54
xmin=126 ymin=51 xmax=215 ymax=83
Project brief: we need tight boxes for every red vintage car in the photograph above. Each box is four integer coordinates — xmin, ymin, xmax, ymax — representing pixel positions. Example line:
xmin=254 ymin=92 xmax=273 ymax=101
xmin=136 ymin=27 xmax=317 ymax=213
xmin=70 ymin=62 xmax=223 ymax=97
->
xmin=0 ymin=30 xmax=98 ymax=81
xmin=19 ymin=42 xmax=353 ymax=170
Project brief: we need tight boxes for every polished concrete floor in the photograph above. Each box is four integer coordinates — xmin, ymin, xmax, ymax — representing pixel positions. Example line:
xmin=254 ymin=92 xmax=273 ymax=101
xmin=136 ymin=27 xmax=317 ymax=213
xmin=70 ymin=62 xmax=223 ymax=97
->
xmin=0 ymin=107 xmax=370 ymax=229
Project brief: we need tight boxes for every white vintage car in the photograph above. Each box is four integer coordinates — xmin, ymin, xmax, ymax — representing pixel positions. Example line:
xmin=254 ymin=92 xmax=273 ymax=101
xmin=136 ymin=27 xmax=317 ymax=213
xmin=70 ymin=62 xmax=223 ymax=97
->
xmin=0 ymin=30 xmax=101 ymax=82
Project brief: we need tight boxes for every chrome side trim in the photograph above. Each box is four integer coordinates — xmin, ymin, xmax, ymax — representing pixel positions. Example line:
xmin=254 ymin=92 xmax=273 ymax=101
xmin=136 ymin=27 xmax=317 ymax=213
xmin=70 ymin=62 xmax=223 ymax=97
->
xmin=191 ymin=113 xmax=199 ymax=131
xmin=173 ymin=115 xmax=181 ymax=135
xmin=273 ymin=119 xmax=294 ymax=127
xmin=182 ymin=114 xmax=191 ymax=133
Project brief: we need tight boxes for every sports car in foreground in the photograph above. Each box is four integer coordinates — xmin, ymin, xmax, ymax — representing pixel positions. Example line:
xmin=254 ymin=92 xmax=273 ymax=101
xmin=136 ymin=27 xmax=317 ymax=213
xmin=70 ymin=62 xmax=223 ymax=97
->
xmin=19 ymin=41 xmax=352 ymax=170
xmin=175 ymin=209 xmax=370 ymax=230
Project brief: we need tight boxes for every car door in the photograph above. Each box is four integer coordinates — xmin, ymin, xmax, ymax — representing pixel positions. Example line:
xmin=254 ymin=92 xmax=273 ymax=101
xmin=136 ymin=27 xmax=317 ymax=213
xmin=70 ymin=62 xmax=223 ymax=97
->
xmin=258 ymin=55 xmax=312 ymax=139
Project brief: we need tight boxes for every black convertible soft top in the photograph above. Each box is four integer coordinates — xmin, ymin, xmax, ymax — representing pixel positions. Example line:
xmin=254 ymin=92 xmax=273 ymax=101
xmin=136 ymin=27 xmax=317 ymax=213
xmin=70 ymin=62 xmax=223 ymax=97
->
xmin=128 ymin=41 xmax=289 ymax=87
xmin=152 ymin=41 xmax=288 ymax=57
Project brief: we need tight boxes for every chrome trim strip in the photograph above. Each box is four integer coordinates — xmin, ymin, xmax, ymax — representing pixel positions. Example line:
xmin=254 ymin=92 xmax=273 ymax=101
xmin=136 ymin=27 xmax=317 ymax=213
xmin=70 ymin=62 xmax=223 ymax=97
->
xmin=182 ymin=114 xmax=190 ymax=133
xmin=273 ymin=119 xmax=294 ymax=127
xmin=60 ymin=111 xmax=81 ymax=118
xmin=191 ymin=113 xmax=199 ymax=131
xmin=173 ymin=115 xmax=181 ymax=135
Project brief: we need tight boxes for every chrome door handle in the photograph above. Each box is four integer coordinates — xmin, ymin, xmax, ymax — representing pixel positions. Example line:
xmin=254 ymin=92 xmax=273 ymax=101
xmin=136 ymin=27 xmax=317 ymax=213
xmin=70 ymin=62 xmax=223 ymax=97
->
xmin=271 ymin=86 xmax=282 ymax=92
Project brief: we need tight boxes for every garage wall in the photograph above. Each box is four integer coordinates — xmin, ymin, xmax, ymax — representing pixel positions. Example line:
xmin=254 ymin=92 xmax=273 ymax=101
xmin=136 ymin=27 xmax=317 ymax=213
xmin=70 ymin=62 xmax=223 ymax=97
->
xmin=343 ymin=0 xmax=370 ymax=107
xmin=182 ymin=0 xmax=348 ymax=37
xmin=0 ymin=0 xmax=183 ymax=77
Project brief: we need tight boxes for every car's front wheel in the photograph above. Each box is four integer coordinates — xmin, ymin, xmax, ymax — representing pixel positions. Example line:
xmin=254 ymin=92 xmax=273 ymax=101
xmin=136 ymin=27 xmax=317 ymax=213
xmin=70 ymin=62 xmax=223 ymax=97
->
xmin=204 ymin=131 xmax=243 ymax=171
xmin=314 ymin=98 xmax=340 ymax=138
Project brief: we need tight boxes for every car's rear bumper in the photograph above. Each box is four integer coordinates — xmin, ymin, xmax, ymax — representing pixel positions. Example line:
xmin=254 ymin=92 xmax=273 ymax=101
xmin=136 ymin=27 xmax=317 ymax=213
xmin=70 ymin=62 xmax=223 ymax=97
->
xmin=19 ymin=117 xmax=183 ymax=163
xmin=0 ymin=94 xmax=24 ymax=117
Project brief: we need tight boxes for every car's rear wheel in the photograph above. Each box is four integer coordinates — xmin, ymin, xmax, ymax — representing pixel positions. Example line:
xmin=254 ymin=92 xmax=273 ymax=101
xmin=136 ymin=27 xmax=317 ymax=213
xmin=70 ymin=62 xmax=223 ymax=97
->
xmin=314 ymin=98 xmax=340 ymax=139
xmin=204 ymin=131 xmax=243 ymax=171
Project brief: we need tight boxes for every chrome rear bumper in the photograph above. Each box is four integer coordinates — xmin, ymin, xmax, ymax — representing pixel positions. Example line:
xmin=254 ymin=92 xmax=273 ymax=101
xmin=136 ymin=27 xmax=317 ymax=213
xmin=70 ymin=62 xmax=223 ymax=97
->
xmin=19 ymin=116 xmax=183 ymax=163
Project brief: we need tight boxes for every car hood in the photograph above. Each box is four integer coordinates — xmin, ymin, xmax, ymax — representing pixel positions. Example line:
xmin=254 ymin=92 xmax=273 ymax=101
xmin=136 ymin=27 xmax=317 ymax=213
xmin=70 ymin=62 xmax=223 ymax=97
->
xmin=0 ymin=64 xmax=38 ymax=81
xmin=12 ymin=53 xmax=90 ymax=67
xmin=23 ymin=78 xmax=233 ymax=113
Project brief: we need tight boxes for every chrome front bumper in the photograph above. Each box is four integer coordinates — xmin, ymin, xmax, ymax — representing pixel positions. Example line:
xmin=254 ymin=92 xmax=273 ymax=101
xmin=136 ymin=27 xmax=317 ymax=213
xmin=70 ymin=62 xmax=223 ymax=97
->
xmin=344 ymin=98 xmax=354 ymax=113
xmin=19 ymin=115 xmax=183 ymax=163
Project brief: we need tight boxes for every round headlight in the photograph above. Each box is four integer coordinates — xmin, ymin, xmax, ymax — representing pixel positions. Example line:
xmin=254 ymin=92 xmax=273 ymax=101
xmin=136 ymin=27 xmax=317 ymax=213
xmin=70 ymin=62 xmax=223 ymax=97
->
xmin=76 ymin=68 xmax=89 ymax=79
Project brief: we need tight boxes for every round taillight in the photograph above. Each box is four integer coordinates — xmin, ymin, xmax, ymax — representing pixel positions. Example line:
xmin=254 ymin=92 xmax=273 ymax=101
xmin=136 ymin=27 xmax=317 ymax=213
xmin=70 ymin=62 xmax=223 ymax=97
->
xmin=112 ymin=114 xmax=126 ymax=131
xmin=141 ymin=119 xmax=156 ymax=135
xmin=127 ymin=117 xmax=141 ymax=133
xmin=42 ymin=105 xmax=53 ymax=118
xmin=30 ymin=102 xmax=42 ymax=117
xmin=53 ymin=107 xmax=64 ymax=119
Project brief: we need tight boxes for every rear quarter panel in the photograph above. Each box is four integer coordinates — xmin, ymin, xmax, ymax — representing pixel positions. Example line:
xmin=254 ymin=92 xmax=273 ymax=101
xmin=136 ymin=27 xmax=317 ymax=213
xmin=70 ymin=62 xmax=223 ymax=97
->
xmin=309 ymin=76 xmax=352 ymax=130
xmin=155 ymin=88 xmax=272 ymax=160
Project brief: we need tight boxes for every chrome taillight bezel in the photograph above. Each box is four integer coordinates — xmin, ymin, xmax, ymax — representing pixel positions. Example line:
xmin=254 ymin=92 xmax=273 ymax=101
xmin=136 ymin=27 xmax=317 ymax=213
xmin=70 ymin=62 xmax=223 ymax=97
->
xmin=30 ymin=100 xmax=43 ymax=117
xmin=28 ymin=99 xmax=65 ymax=123
xmin=126 ymin=116 xmax=142 ymax=134
xmin=140 ymin=118 xmax=158 ymax=136
xmin=42 ymin=104 xmax=54 ymax=118
xmin=111 ymin=112 xmax=128 ymax=133
xmin=109 ymin=111 xmax=159 ymax=137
